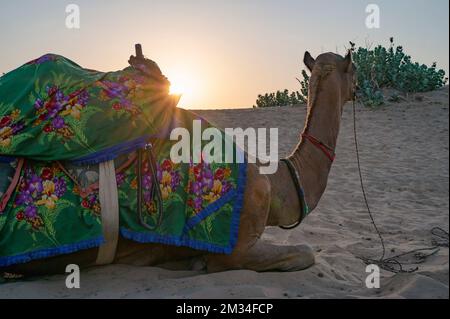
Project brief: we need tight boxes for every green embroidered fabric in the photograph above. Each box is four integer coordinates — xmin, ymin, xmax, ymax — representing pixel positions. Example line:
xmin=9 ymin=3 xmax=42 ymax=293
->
xmin=0 ymin=54 xmax=175 ymax=161
xmin=0 ymin=54 xmax=246 ymax=267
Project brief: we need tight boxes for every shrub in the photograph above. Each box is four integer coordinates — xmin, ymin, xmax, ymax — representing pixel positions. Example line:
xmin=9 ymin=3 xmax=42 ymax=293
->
xmin=254 ymin=89 xmax=304 ymax=108
xmin=253 ymin=71 xmax=310 ymax=108
xmin=351 ymin=38 xmax=447 ymax=106
xmin=254 ymin=38 xmax=448 ymax=107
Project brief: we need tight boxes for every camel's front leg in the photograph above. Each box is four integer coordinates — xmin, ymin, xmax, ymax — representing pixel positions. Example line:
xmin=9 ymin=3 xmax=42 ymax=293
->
xmin=205 ymin=164 xmax=315 ymax=273
xmin=208 ymin=241 xmax=315 ymax=272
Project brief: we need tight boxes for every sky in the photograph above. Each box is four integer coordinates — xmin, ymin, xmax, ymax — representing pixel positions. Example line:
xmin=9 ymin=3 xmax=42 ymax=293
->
xmin=0 ymin=0 xmax=448 ymax=109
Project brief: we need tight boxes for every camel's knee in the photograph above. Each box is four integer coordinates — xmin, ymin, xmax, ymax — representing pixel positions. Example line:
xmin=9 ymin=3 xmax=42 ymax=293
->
xmin=284 ymin=244 xmax=315 ymax=271
xmin=248 ymin=243 xmax=315 ymax=272
xmin=206 ymin=241 xmax=315 ymax=273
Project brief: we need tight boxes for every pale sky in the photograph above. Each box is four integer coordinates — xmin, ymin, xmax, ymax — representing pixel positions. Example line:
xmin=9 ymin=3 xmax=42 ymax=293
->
xmin=0 ymin=0 xmax=448 ymax=109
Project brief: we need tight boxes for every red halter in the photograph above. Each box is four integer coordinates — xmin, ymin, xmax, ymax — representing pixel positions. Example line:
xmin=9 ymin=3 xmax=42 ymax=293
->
xmin=302 ymin=133 xmax=336 ymax=162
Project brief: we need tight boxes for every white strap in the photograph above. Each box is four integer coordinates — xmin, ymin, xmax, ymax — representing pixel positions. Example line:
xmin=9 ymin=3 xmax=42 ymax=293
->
xmin=95 ymin=160 xmax=120 ymax=265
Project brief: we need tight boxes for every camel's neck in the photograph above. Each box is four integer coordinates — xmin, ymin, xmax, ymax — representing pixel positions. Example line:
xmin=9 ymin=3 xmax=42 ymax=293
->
xmin=266 ymin=69 xmax=344 ymax=226
xmin=290 ymin=70 xmax=343 ymax=211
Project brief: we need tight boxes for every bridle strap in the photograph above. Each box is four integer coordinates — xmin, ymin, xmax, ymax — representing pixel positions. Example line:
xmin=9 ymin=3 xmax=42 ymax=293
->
xmin=279 ymin=158 xmax=309 ymax=230
xmin=302 ymin=133 xmax=336 ymax=162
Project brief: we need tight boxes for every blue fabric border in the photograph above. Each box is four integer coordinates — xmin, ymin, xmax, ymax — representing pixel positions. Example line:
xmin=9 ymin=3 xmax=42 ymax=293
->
xmin=182 ymin=189 xmax=237 ymax=235
xmin=120 ymin=228 xmax=234 ymax=255
xmin=0 ymin=236 xmax=105 ymax=268
xmin=69 ymin=135 xmax=153 ymax=166
xmin=120 ymin=159 xmax=248 ymax=255
xmin=227 ymin=159 xmax=247 ymax=253
xmin=0 ymin=156 xmax=15 ymax=163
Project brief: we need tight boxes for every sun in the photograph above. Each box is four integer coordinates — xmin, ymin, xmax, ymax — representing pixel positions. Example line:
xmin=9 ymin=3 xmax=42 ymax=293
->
xmin=166 ymin=69 xmax=201 ymax=108
xmin=169 ymin=81 xmax=186 ymax=95
xmin=169 ymin=74 xmax=193 ymax=96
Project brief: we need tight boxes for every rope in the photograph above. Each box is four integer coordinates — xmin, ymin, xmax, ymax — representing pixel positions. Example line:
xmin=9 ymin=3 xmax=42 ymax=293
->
xmin=431 ymin=227 xmax=449 ymax=248
xmin=137 ymin=143 xmax=164 ymax=231
xmin=352 ymin=100 xmax=449 ymax=273
xmin=279 ymin=158 xmax=307 ymax=230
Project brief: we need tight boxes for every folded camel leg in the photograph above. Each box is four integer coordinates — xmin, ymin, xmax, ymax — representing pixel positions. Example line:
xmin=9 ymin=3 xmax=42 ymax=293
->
xmin=205 ymin=164 xmax=315 ymax=272
xmin=246 ymin=242 xmax=315 ymax=272
xmin=206 ymin=240 xmax=315 ymax=272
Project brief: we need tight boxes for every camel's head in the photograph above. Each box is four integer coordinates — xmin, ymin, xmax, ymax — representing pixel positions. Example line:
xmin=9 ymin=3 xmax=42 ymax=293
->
xmin=303 ymin=50 xmax=357 ymax=103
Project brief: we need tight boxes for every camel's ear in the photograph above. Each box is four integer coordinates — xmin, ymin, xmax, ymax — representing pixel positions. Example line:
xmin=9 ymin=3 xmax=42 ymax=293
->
xmin=303 ymin=51 xmax=315 ymax=72
xmin=343 ymin=50 xmax=353 ymax=73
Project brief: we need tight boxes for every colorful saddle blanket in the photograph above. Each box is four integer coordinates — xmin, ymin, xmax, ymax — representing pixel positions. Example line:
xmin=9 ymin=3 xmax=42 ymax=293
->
xmin=0 ymin=54 xmax=246 ymax=267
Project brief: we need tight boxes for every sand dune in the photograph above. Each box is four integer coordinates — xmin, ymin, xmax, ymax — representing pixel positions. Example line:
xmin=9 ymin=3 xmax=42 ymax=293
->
xmin=1 ymin=87 xmax=448 ymax=299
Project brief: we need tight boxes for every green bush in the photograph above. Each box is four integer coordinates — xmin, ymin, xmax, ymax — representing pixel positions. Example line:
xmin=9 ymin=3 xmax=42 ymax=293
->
xmin=253 ymin=71 xmax=309 ymax=108
xmin=254 ymin=89 xmax=303 ymax=108
xmin=254 ymin=38 xmax=448 ymax=107
xmin=351 ymin=38 xmax=447 ymax=106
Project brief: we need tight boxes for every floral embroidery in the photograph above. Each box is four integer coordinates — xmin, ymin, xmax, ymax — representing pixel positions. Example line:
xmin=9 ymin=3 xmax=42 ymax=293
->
xmin=121 ymin=158 xmax=182 ymax=215
xmin=158 ymin=159 xmax=182 ymax=200
xmin=116 ymin=172 xmax=126 ymax=186
xmin=72 ymin=186 xmax=101 ymax=214
xmin=145 ymin=159 xmax=182 ymax=214
xmin=97 ymin=75 xmax=144 ymax=120
xmin=186 ymin=163 xmax=233 ymax=214
xmin=0 ymin=109 xmax=25 ymax=148
xmin=0 ymin=54 xmax=244 ymax=266
xmin=14 ymin=165 xmax=67 ymax=230
xmin=33 ymin=85 xmax=90 ymax=140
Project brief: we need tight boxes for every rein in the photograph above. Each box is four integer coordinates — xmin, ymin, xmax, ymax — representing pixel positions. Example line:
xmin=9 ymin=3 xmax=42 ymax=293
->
xmin=352 ymin=98 xmax=448 ymax=273
xmin=278 ymin=132 xmax=335 ymax=230
xmin=279 ymin=96 xmax=449 ymax=272
xmin=279 ymin=158 xmax=309 ymax=230
xmin=278 ymin=106 xmax=336 ymax=229
xmin=137 ymin=143 xmax=164 ymax=231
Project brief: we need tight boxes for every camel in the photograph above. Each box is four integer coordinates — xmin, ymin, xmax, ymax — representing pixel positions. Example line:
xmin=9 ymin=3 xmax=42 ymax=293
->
xmin=3 ymin=50 xmax=356 ymax=276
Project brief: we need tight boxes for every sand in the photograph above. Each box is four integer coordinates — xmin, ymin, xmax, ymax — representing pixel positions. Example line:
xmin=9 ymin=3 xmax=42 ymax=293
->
xmin=1 ymin=87 xmax=448 ymax=299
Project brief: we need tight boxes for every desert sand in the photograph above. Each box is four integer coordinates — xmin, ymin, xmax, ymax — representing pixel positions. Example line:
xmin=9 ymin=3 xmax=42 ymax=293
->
xmin=1 ymin=87 xmax=448 ymax=299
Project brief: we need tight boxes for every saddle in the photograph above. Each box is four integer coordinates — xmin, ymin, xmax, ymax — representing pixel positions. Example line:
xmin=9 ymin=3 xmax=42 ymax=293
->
xmin=0 ymin=45 xmax=247 ymax=268
xmin=0 ymin=45 xmax=176 ymax=162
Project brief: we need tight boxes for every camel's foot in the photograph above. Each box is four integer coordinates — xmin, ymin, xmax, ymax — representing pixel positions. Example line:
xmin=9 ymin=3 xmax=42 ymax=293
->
xmin=206 ymin=241 xmax=315 ymax=273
